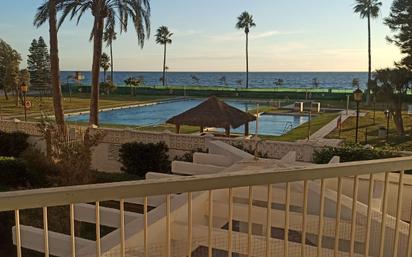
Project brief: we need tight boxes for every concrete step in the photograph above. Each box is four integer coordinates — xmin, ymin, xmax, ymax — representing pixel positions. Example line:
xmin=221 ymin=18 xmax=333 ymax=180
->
xmin=207 ymin=140 xmax=253 ymax=162
xmin=171 ymin=161 xmax=225 ymax=175
xmin=193 ymin=152 xmax=233 ymax=167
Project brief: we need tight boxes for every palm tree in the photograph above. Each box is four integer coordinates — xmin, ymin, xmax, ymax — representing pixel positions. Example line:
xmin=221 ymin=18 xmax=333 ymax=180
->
xmin=34 ymin=0 xmax=65 ymax=132
xmin=103 ymin=23 xmax=117 ymax=83
xmin=354 ymin=0 xmax=382 ymax=104
xmin=59 ymin=0 xmax=151 ymax=126
xmin=236 ymin=11 xmax=256 ymax=89
xmin=100 ymin=52 xmax=110 ymax=82
xmin=155 ymin=26 xmax=173 ymax=86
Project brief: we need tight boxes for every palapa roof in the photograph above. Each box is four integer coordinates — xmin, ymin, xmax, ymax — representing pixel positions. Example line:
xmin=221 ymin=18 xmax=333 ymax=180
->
xmin=166 ymin=96 xmax=256 ymax=129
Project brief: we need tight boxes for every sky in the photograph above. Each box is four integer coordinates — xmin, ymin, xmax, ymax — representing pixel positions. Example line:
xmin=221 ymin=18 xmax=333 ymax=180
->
xmin=0 ymin=0 xmax=403 ymax=72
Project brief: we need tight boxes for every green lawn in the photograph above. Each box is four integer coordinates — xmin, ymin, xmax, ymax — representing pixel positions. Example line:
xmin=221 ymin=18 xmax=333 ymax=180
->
xmin=326 ymin=110 xmax=412 ymax=150
xmin=0 ymin=93 xmax=173 ymax=120
xmin=263 ymin=112 xmax=339 ymax=141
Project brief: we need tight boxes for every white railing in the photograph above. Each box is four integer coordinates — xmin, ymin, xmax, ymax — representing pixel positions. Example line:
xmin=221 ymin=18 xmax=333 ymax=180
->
xmin=1 ymin=157 xmax=412 ymax=257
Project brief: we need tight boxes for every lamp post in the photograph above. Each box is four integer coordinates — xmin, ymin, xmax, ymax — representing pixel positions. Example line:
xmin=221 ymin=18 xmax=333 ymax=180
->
xmin=353 ymin=88 xmax=363 ymax=143
xmin=384 ymin=109 xmax=391 ymax=142
xmin=20 ymin=82 xmax=29 ymax=121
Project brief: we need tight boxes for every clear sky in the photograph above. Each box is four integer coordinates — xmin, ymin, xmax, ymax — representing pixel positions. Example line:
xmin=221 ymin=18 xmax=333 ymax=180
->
xmin=0 ymin=0 xmax=402 ymax=72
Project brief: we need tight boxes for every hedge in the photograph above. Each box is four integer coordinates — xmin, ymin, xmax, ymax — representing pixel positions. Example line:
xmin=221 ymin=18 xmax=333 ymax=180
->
xmin=0 ymin=157 xmax=29 ymax=188
xmin=0 ymin=131 xmax=29 ymax=157
xmin=313 ymin=144 xmax=400 ymax=164
xmin=119 ymin=142 xmax=170 ymax=177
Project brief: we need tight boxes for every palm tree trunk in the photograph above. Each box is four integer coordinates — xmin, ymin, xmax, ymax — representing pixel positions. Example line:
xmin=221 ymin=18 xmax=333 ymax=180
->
xmin=110 ymin=42 xmax=114 ymax=83
xmin=49 ymin=0 xmax=65 ymax=132
xmin=246 ymin=32 xmax=249 ymax=89
xmin=162 ymin=44 xmax=166 ymax=86
xmin=89 ymin=4 xmax=105 ymax=126
xmin=366 ymin=13 xmax=372 ymax=105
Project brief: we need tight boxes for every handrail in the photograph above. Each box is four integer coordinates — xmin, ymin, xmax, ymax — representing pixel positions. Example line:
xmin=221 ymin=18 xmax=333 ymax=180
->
xmin=0 ymin=156 xmax=412 ymax=212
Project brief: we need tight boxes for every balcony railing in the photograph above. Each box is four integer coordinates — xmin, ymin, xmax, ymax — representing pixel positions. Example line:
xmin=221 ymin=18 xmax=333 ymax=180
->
xmin=1 ymin=157 xmax=412 ymax=257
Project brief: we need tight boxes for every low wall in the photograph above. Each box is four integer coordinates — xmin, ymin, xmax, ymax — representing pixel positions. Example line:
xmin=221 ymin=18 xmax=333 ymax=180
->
xmin=0 ymin=120 xmax=319 ymax=173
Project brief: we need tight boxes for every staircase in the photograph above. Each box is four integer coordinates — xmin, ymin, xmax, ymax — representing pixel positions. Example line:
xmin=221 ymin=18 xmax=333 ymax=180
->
xmin=11 ymin=141 xmax=412 ymax=257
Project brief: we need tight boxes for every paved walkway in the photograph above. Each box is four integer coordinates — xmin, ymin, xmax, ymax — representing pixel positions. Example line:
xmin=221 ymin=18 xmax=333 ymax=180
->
xmin=298 ymin=110 xmax=366 ymax=146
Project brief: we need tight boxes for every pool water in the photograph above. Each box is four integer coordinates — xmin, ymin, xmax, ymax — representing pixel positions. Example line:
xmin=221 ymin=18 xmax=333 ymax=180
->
xmin=66 ymin=99 xmax=308 ymax=136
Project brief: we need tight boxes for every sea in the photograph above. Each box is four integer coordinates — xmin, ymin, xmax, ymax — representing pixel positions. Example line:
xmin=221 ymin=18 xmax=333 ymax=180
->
xmin=61 ymin=71 xmax=368 ymax=90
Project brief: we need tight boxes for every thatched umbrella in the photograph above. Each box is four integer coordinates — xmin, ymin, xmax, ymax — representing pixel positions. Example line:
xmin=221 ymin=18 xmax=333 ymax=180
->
xmin=166 ymin=96 xmax=256 ymax=136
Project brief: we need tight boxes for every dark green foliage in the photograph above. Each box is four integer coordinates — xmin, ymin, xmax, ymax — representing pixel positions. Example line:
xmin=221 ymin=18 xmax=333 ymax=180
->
xmin=93 ymin=171 xmax=142 ymax=183
xmin=27 ymin=37 xmax=50 ymax=92
xmin=313 ymin=144 xmax=400 ymax=164
xmin=119 ymin=142 xmax=170 ymax=177
xmin=385 ymin=0 xmax=412 ymax=69
xmin=19 ymin=148 xmax=56 ymax=188
xmin=0 ymin=131 xmax=29 ymax=157
xmin=0 ymin=39 xmax=21 ymax=100
xmin=174 ymin=148 xmax=209 ymax=163
xmin=0 ymin=157 xmax=29 ymax=188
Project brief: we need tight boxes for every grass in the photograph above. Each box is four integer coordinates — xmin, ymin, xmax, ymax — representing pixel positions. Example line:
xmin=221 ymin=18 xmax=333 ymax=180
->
xmin=326 ymin=110 xmax=412 ymax=150
xmin=0 ymin=93 xmax=173 ymax=120
xmin=264 ymin=112 xmax=339 ymax=141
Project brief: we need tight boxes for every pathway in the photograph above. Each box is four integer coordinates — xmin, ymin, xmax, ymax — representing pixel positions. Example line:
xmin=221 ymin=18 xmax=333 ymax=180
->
xmin=299 ymin=110 xmax=366 ymax=146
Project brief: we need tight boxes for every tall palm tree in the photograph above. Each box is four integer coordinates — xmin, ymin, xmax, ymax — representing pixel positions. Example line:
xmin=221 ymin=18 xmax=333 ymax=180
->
xmin=353 ymin=0 xmax=382 ymax=104
xmin=100 ymin=52 xmax=110 ymax=82
xmin=155 ymin=26 xmax=173 ymax=86
xmin=236 ymin=11 xmax=255 ymax=89
xmin=59 ymin=0 xmax=151 ymax=126
xmin=34 ymin=0 xmax=65 ymax=132
xmin=103 ymin=22 xmax=117 ymax=83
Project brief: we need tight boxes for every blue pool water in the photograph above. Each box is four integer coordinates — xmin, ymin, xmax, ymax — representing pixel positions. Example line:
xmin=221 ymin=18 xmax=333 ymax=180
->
xmin=66 ymin=99 xmax=308 ymax=136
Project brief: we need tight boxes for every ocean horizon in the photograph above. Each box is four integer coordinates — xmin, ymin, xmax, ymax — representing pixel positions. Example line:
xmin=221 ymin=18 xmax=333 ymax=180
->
xmin=61 ymin=71 xmax=369 ymax=90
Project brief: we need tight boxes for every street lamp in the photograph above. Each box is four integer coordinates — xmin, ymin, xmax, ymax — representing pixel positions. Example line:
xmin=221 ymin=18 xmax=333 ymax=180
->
xmin=384 ymin=109 xmax=391 ymax=142
xmin=353 ymin=88 xmax=363 ymax=143
xmin=20 ymin=82 xmax=29 ymax=121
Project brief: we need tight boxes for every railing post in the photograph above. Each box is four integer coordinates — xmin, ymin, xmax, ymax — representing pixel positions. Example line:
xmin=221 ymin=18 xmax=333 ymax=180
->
xmin=208 ymin=190 xmax=213 ymax=257
xmin=15 ymin=209 xmax=21 ymax=257
xmin=70 ymin=204 xmax=76 ymax=257
xmin=334 ymin=177 xmax=342 ymax=257
xmin=392 ymin=171 xmax=404 ymax=257
xmin=266 ymin=184 xmax=272 ymax=257
xmin=379 ymin=172 xmax=390 ymax=257
xmin=301 ymin=180 xmax=308 ymax=257
xmin=120 ymin=199 xmax=125 ymax=257
xmin=284 ymin=182 xmax=290 ymax=257
xmin=364 ymin=174 xmax=375 ymax=257
xmin=187 ymin=192 xmax=192 ymax=257
xmin=248 ymin=186 xmax=253 ymax=257
xmin=43 ymin=207 xmax=49 ymax=257
xmin=350 ymin=175 xmax=359 ymax=257
xmin=318 ymin=179 xmax=325 ymax=257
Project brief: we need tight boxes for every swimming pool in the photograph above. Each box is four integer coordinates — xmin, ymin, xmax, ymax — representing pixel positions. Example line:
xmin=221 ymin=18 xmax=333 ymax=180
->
xmin=66 ymin=99 xmax=309 ymax=136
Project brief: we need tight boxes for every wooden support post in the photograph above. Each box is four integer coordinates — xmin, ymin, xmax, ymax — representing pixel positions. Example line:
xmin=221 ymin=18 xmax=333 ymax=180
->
xmin=176 ymin=124 xmax=180 ymax=134
xmin=225 ymin=126 xmax=230 ymax=137
xmin=244 ymin=122 xmax=249 ymax=136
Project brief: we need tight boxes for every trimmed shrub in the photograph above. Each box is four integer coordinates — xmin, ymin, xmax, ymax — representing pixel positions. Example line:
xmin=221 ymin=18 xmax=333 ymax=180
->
xmin=313 ymin=144 xmax=400 ymax=164
xmin=0 ymin=131 xmax=29 ymax=157
xmin=0 ymin=157 xmax=28 ymax=188
xmin=119 ymin=142 xmax=170 ymax=177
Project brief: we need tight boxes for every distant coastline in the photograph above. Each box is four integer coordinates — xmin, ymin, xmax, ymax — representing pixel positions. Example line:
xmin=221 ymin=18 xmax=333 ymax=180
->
xmin=61 ymin=71 xmax=369 ymax=89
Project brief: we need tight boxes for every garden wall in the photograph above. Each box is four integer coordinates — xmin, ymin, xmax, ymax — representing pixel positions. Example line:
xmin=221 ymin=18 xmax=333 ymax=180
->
xmin=0 ymin=120 xmax=319 ymax=173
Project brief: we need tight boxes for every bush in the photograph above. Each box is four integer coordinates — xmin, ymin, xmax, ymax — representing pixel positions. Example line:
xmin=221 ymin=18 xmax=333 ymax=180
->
xmin=313 ymin=144 xmax=401 ymax=164
xmin=0 ymin=157 xmax=29 ymax=188
xmin=119 ymin=142 xmax=171 ymax=177
xmin=0 ymin=131 xmax=29 ymax=157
